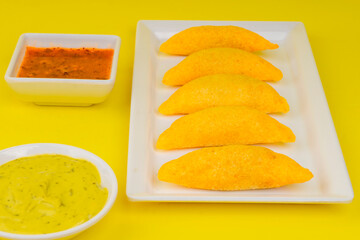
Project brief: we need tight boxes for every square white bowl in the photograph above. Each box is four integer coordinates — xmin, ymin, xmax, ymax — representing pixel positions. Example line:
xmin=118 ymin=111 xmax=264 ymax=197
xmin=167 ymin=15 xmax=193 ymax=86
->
xmin=126 ymin=20 xmax=354 ymax=203
xmin=5 ymin=33 xmax=121 ymax=106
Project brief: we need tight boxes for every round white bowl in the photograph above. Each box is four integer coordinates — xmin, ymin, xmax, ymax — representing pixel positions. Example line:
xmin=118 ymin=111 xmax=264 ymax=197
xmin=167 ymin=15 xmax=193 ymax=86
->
xmin=0 ymin=143 xmax=118 ymax=240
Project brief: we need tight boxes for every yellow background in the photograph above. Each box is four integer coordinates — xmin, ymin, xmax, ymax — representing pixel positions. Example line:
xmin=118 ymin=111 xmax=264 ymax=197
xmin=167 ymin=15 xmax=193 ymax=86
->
xmin=0 ymin=0 xmax=359 ymax=239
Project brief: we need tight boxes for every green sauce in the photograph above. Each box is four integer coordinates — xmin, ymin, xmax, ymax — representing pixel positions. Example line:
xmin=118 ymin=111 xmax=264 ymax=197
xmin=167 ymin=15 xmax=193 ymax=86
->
xmin=0 ymin=154 xmax=108 ymax=234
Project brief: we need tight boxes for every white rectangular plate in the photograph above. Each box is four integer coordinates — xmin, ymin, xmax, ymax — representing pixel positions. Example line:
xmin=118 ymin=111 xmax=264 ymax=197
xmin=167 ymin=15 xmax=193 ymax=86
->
xmin=126 ymin=20 xmax=353 ymax=203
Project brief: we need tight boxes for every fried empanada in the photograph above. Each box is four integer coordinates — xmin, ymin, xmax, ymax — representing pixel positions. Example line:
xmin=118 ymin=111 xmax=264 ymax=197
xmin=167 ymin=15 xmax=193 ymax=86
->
xmin=162 ymin=48 xmax=282 ymax=86
xmin=159 ymin=74 xmax=289 ymax=115
xmin=156 ymin=106 xmax=295 ymax=150
xmin=159 ymin=25 xmax=278 ymax=55
xmin=158 ymin=145 xmax=313 ymax=191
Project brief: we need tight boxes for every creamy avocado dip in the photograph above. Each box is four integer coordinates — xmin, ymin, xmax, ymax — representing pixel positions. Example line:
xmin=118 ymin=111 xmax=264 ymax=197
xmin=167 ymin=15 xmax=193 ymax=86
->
xmin=0 ymin=154 xmax=108 ymax=234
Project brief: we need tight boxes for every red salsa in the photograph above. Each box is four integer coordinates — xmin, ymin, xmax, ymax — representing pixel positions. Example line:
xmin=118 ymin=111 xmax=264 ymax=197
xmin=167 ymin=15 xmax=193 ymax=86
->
xmin=17 ymin=47 xmax=114 ymax=79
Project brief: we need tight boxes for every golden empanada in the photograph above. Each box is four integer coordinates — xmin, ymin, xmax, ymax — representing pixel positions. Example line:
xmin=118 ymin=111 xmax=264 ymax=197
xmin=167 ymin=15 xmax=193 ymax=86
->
xmin=158 ymin=145 xmax=313 ymax=191
xmin=159 ymin=74 xmax=289 ymax=115
xmin=162 ymin=48 xmax=282 ymax=86
xmin=159 ymin=25 xmax=278 ymax=55
xmin=156 ymin=106 xmax=295 ymax=150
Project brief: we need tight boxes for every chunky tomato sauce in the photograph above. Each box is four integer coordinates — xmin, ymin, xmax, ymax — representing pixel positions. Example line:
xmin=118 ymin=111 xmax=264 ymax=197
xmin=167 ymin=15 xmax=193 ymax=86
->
xmin=17 ymin=47 xmax=114 ymax=79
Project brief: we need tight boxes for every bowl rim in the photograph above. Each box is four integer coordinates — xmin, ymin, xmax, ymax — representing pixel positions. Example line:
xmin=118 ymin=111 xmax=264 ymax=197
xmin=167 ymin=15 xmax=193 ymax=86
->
xmin=4 ymin=33 xmax=121 ymax=85
xmin=0 ymin=143 xmax=118 ymax=240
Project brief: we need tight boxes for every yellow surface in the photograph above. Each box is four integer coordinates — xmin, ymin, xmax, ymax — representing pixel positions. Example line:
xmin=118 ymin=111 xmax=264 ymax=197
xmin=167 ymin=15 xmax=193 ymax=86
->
xmin=0 ymin=0 xmax=358 ymax=239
